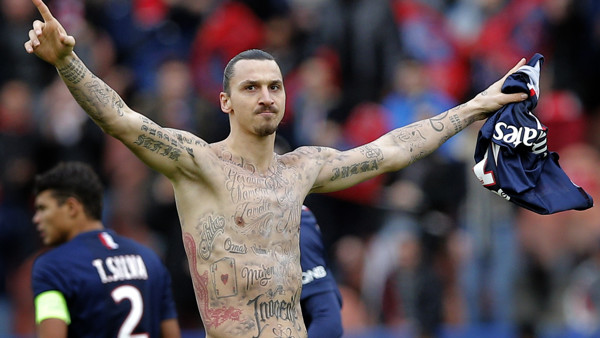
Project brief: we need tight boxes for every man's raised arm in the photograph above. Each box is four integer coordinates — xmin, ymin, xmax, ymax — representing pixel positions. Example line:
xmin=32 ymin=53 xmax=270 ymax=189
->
xmin=24 ymin=0 xmax=196 ymax=178
xmin=310 ymin=58 xmax=528 ymax=194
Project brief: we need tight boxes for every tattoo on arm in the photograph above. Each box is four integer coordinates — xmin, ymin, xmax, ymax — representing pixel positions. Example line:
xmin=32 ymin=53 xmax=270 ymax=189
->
xmin=429 ymin=111 xmax=447 ymax=132
xmin=60 ymin=58 xmax=126 ymax=121
xmin=57 ymin=58 xmax=86 ymax=84
xmin=330 ymin=145 xmax=383 ymax=181
xmin=449 ymin=114 xmax=463 ymax=133
xmin=133 ymin=134 xmax=183 ymax=160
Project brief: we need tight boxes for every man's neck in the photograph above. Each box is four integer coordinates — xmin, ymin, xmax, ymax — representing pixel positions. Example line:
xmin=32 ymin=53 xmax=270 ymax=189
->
xmin=220 ymin=134 xmax=276 ymax=174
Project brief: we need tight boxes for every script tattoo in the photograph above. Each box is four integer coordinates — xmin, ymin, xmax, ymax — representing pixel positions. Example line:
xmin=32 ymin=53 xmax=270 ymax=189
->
xmin=198 ymin=215 xmax=225 ymax=260
xmin=247 ymin=286 xmax=302 ymax=338
xmin=330 ymin=147 xmax=381 ymax=182
xmin=241 ymin=265 xmax=275 ymax=290
xmin=224 ymin=238 xmax=247 ymax=254
xmin=182 ymin=233 xmax=242 ymax=329
xmin=133 ymin=135 xmax=182 ymax=160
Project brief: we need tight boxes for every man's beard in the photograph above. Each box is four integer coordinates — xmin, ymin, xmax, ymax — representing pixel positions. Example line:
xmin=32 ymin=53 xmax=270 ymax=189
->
xmin=253 ymin=106 xmax=280 ymax=136
xmin=254 ymin=123 xmax=278 ymax=137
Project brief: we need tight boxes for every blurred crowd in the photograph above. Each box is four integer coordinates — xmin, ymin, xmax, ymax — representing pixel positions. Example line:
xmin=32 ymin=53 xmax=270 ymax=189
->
xmin=2 ymin=0 xmax=600 ymax=336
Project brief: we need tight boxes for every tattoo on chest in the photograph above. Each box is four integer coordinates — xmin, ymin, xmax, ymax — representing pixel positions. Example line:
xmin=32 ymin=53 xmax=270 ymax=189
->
xmin=198 ymin=215 xmax=226 ymax=260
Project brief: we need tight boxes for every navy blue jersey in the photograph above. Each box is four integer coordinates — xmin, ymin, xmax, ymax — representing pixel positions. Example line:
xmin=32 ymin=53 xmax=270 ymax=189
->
xmin=299 ymin=206 xmax=342 ymax=305
xmin=32 ymin=229 xmax=177 ymax=337
xmin=474 ymin=53 xmax=593 ymax=214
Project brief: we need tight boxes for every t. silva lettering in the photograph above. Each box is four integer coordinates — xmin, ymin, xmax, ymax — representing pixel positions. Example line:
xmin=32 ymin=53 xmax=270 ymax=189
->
xmin=92 ymin=255 xmax=148 ymax=284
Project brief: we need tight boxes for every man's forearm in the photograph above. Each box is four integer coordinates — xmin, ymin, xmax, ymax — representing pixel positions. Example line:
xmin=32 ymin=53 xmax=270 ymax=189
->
xmin=384 ymin=99 xmax=482 ymax=167
xmin=56 ymin=54 xmax=128 ymax=133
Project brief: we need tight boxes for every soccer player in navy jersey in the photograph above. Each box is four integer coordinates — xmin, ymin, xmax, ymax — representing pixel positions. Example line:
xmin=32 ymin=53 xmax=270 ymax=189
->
xmin=299 ymin=205 xmax=343 ymax=337
xmin=31 ymin=161 xmax=181 ymax=338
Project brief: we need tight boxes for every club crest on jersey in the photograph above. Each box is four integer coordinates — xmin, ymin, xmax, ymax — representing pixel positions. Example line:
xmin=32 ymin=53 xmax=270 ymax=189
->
xmin=99 ymin=232 xmax=119 ymax=250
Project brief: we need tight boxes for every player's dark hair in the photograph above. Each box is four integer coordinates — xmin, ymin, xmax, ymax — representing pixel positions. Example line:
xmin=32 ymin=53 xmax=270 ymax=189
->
xmin=34 ymin=161 xmax=103 ymax=220
xmin=223 ymin=49 xmax=276 ymax=95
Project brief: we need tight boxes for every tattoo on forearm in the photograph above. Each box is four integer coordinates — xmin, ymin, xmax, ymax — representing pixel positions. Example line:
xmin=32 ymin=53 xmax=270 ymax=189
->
xmin=394 ymin=127 xmax=426 ymax=152
xmin=68 ymin=86 xmax=101 ymax=119
xmin=429 ymin=111 xmax=448 ymax=132
xmin=449 ymin=114 xmax=463 ymax=133
xmin=57 ymin=58 xmax=87 ymax=84
xmin=85 ymin=80 xmax=110 ymax=106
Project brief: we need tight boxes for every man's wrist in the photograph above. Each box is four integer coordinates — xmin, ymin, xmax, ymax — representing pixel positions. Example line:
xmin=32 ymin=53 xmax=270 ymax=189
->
xmin=54 ymin=52 xmax=76 ymax=70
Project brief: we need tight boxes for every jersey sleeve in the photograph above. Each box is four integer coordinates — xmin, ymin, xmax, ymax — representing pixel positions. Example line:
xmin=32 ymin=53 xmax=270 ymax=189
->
xmin=32 ymin=254 xmax=70 ymax=297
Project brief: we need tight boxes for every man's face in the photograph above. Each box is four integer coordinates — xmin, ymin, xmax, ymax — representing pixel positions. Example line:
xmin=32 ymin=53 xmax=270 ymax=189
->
xmin=33 ymin=190 xmax=72 ymax=246
xmin=222 ymin=59 xmax=286 ymax=136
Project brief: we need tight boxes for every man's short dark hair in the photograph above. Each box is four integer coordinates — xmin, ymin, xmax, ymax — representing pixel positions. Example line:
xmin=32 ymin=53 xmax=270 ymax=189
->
xmin=223 ymin=49 xmax=276 ymax=95
xmin=34 ymin=161 xmax=104 ymax=220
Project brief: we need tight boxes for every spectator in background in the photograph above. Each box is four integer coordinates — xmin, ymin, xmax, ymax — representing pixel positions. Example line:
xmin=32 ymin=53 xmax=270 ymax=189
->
xmin=31 ymin=161 xmax=180 ymax=337
xmin=0 ymin=79 xmax=43 ymax=335
xmin=0 ymin=0 xmax=55 ymax=87
xmin=381 ymin=230 xmax=443 ymax=337
xmin=314 ymin=0 xmax=402 ymax=123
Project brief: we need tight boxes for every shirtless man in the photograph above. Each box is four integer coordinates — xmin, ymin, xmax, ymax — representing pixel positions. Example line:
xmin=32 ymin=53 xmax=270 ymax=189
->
xmin=24 ymin=0 xmax=527 ymax=336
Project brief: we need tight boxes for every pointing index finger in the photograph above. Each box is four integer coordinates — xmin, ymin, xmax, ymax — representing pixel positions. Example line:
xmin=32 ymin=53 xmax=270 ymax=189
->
xmin=32 ymin=0 xmax=54 ymax=22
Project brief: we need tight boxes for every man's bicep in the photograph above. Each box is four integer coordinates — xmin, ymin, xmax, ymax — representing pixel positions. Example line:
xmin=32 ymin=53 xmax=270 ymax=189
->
xmin=116 ymin=115 xmax=207 ymax=178
xmin=35 ymin=290 xmax=70 ymax=338
xmin=38 ymin=318 xmax=68 ymax=338
xmin=311 ymin=144 xmax=387 ymax=193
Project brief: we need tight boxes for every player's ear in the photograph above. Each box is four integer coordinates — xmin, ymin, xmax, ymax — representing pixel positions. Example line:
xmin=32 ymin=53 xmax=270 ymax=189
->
xmin=220 ymin=92 xmax=232 ymax=114
xmin=64 ymin=196 xmax=83 ymax=218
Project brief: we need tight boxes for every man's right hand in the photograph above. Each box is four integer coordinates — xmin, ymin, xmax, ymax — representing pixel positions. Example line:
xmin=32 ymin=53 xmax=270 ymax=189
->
xmin=24 ymin=0 xmax=76 ymax=67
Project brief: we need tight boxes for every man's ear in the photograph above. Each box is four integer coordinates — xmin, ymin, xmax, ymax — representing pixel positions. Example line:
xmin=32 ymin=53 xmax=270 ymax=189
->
xmin=220 ymin=92 xmax=232 ymax=114
xmin=64 ymin=197 xmax=82 ymax=218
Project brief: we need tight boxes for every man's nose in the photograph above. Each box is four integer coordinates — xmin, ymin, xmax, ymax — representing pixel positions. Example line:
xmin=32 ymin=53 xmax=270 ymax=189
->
xmin=259 ymin=87 xmax=274 ymax=105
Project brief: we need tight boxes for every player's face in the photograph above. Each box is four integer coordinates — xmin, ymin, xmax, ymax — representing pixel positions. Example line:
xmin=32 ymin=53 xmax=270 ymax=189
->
xmin=33 ymin=190 xmax=73 ymax=246
xmin=221 ymin=59 xmax=285 ymax=137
